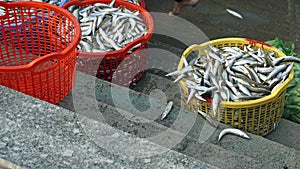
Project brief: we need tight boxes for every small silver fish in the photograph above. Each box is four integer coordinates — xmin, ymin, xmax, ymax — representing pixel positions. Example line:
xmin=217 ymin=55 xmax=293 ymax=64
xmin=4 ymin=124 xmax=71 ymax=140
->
xmin=212 ymin=92 xmax=221 ymax=118
xmin=217 ymin=128 xmax=250 ymax=143
xmin=187 ymin=89 xmax=197 ymax=104
xmin=165 ymin=65 xmax=193 ymax=76
xmin=272 ymin=56 xmax=300 ymax=65
xmin=266 ymin=64 xmax=287 ymax=81
xmin=226 ymin=9 xmax=243 ymax=19
xmin=197 ymin=110 xmax=218 ymax=127
xmin=161 ymin=101 xmax=173 ymax=120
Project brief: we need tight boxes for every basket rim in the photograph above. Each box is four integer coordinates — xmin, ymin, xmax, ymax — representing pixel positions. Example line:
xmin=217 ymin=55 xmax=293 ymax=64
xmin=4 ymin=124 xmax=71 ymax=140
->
xmin=178 ymin=37 xmax=294 ymax=108
xmin=62 ymin=0 xmax=154 ymax=58
xmin=0 ymin=1 xmax=81 ymax=72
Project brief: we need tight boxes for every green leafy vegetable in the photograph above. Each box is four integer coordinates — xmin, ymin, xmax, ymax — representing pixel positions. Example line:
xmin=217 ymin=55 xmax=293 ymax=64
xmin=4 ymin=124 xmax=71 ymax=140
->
xmin=265 ymin=37 xmax=300 ymax=124
xmin=265 ymin=37 xmax=299 ymax=57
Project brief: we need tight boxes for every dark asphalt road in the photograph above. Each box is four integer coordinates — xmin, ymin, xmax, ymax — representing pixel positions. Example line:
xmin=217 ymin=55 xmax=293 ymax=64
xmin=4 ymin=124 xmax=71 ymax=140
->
xmin=145 ymin=0 xmax=300 ymax=52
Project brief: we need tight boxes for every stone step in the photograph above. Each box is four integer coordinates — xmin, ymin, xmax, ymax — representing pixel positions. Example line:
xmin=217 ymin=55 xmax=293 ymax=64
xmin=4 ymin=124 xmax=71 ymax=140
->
xmin=131 ymin=71 xmax=300 ymax=151
xmin=57 ymin=79 xmax=264 ymax=168
xmin=57 ymin=71 xmax=300 ymax=169
xmin=265 ymin=119 xmax=300 ymax=151
xmin=0 ymin=157 xmax=25 ymax=169
xmin=0 ymin=85 xmax=217 ymax=169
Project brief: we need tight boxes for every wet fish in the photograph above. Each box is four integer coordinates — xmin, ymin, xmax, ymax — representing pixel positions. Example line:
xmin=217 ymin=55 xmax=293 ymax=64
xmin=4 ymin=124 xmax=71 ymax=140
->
xmin=217 ymin=128 xmax=250 ymax=143
xmin=166 ymin=65 xmax=193 ymax=77
xmin=161 ymin=101 xmax=173 ymax=120
xmin=197 ymin=110 xmax=218 ymax=127
xmin=166 ymin=43 xmax=295 ymax=132
xmin=66 ymin=1 xmax=148 ymax=52
xmin=212 ymin=91 xmax=221 ymax=118
xmin=272 ymin=56 xmax=300 ymax=65
xmin=226 ymin=9 xmax=243 ymax=19
xmin=125 ymin=0 xmax=144 ymax=6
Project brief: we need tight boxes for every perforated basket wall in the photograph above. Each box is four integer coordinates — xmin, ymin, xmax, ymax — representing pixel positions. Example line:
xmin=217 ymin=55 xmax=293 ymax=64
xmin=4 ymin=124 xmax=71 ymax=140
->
xmin=178 ymin=38 xmax=294 ymax=136
xmin=0 ymin=1 xmax=81 ymax=104
xmin=62 ymin=0 xmax=153 ymax=86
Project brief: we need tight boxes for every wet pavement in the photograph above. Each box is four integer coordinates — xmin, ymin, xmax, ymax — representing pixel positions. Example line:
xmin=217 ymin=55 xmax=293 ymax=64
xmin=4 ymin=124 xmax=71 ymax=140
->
xmin=145 ymin=0 xmax=300 ymax=53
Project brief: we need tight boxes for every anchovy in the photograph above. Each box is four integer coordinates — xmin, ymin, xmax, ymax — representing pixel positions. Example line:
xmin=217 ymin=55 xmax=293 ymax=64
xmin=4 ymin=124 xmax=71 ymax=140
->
xmin=187 ymin=89 xmax=197 ymax=104
xmin=165 ymin=65 xmax=193 ymax=77
xmin=266 ymin=64 xmax=287 ymax=81
xmin=212 ymin=92 xmax=221 ymax=118
xmin=217 ymin=128 xmax=250 ymax=143
xmin=271 ymin=79 xmax=285 ymax=93
xmin=272 ymin=56 xmax=300 ymax=65
xmin=238 ymin=83 xmax=252 ymax=96
xmin=197 ymin=110 xmax=218 ymax=127
xmin=281 ymin=63 xmax=294 ymax=79
xmin=208 ymin=44 xmax=220 ymax=53
xmin=174 ymin=74 xmax=186 ymax=83
xmin=226 ymin=9 xmax=243 ymax=19
xmin=195 ymin=93 xmax=207 ymax=102
xmin=161 ymin=101 xmax=173 ymax=120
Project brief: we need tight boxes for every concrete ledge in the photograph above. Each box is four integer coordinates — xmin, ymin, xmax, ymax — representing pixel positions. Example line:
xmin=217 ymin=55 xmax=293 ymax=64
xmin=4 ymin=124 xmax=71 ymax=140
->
xmin=266 ymin=119 xmax=300 ymax=150
xmin=1 ymin=71 xmax=299 ymax=169
xmin=0 ymin=158 xmax=25 ymax=169
xmin=0 ymin=85 xmax=216 ymax=169
xmin=58 ymin=71 xmax=300 ymax=169
xmin=132 ymin=71 xmax=300 ymax=151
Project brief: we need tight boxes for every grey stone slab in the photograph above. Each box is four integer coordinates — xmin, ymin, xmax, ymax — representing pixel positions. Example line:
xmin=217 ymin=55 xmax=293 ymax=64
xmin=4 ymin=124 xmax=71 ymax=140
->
xmin=58 ymin=71 xmax=300 ymax=169
xmin=266 ymin=119 xmax=300 ymax=151
xmin=0 ymin=157 xmax=25 ymax=169
xmin=0 ymin=85 xmax=217 ymax=169
xmin=60 ymin=93 xmax=265 ymax=169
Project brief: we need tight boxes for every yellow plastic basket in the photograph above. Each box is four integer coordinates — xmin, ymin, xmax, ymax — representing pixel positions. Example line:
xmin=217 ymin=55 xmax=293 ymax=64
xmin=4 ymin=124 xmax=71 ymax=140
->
xmin=178 ymin=38 xmax=294 ymax=136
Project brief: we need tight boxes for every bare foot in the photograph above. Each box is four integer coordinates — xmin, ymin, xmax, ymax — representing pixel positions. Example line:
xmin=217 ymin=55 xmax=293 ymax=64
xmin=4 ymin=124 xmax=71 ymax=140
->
xmin=170 ymin=2 xmax=181 ymax=15
xmin=169 ymin=0 xmax=199 ymax=16
xmin=181 ymin=0 xmax=199 ymax=6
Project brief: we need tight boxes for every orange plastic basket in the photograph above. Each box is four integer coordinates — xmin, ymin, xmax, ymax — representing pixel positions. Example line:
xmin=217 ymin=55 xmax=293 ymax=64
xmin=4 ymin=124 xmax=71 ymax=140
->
xmin=0 ymin=1 xmax=81 ymax=104
xmin=62 ymin=0 xmax=154 ymax=86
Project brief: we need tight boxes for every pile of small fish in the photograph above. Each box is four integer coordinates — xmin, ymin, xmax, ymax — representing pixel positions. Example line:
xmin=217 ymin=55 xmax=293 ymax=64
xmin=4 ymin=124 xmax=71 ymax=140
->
xmin=165 ymin=43 xmax=300 ymax=143
xmin=125 ymin=0 xmax=143 ymax=6
xmin=42 ymin=0 xmax=64 ymax=6
xmin=167 ymin=44 xmax=300 ymax=124
xmin=3 ymin=0 xmax=64 ymax=6
xmin=67 ymin=0 xmax=148 ymax=52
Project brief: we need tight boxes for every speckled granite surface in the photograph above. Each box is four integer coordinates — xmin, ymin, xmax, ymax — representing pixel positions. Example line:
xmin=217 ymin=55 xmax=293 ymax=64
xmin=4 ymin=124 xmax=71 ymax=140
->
xmin=0 ymin=85 xmax=217 ymax=169
xmin=1 ymin=71 xmax=300 ymax=169
xmin=59 ymin=71 xmax=300 ymax=169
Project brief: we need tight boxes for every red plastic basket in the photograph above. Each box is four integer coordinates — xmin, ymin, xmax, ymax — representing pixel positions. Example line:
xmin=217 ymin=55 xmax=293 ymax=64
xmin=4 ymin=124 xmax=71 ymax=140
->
xmin=140 ymin=0 xmax=146 ymax=8
xmin=0 ymin=1 xmax=81 ymax=104
xmin=60 ymin=0 xmax=146 ymax=8
xmin=62 ymin=0 xmax=153 ymax=86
